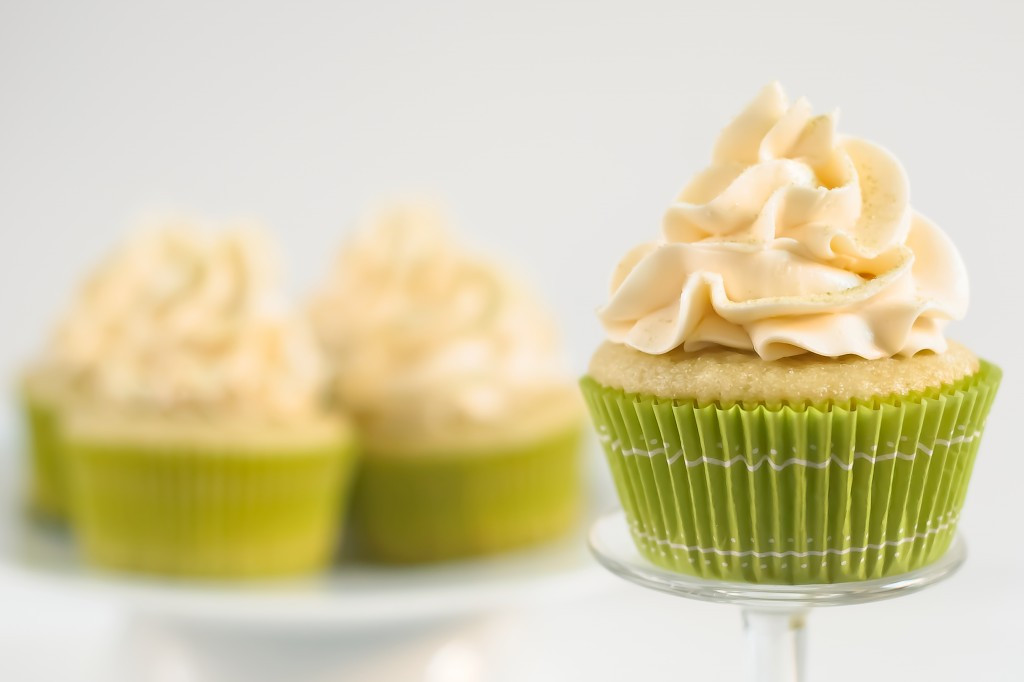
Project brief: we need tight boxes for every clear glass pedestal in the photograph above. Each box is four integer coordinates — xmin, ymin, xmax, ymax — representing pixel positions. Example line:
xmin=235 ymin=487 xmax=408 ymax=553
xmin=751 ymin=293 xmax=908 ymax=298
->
xmin=589 ymin=511 xmax=967 ymax=682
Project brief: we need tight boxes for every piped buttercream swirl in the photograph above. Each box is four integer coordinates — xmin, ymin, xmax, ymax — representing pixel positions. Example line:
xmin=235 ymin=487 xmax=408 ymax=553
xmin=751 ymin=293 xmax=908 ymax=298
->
xmin=49 ymin=219 xmax=327 ymax=421
xmin=309 ymin=202 xmax=577 ymax=448
xmin=599 ymin=82 xmax=967 ymax=360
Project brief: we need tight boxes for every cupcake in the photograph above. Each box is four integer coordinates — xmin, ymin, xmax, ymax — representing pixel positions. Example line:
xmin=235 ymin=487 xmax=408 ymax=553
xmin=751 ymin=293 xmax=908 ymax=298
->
xmin=580 ymin=83 xmax=1000 ymax=584
xmin=19 ymin=362 xmax=73 ymax=520
xmin=21 ymin=267 xmax=124 ymax=520
xmin=57 ymin=220 xmax=357 ymax=577
xmin=310 ymin=202 xmax=583 ymax=562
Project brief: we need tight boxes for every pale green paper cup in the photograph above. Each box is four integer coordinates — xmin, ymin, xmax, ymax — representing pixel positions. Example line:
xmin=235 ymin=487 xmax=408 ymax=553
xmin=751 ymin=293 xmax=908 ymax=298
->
xmin=351 ymin=425 xmax=583 ymax=563
xmin=62 ymin=432 xmax=358 ymax=578
xmin=580 ymin=361 xmax=1000 ymax=584
xmin=21 ymin=389 xmax=68 ymax=521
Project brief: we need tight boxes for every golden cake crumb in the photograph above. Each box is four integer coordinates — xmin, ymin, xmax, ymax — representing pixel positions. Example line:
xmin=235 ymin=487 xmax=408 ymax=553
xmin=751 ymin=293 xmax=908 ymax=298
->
xmin=588 ymin=340 xmax=980 ymax=404
xmin=362 ymin=387 xmax=583 ymax=456
xmin=63 ymin=408 xmax=352 ymax=451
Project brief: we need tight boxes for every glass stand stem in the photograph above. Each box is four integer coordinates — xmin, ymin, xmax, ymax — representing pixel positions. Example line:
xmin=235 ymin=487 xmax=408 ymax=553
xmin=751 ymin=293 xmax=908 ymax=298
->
xmin=590 ymin=513 xmax=967 ymax=682
xmin=742 ymin=608 xmax=807 ymax=682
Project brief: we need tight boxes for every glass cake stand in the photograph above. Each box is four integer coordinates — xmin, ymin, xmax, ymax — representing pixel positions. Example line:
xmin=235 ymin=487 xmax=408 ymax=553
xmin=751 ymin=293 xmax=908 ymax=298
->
xmin=589 ymin=511 xmax=967 ymax=682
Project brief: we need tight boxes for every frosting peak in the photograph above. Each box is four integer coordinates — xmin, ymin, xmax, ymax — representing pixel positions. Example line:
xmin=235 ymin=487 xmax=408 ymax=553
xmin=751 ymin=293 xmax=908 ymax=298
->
xmin=600 ymin=82 xmax=967 ymax=360
xmin=309 ymin=202 xmax=577 ymax=447
xmin=49 ymin=219 xmax=327 ymax=420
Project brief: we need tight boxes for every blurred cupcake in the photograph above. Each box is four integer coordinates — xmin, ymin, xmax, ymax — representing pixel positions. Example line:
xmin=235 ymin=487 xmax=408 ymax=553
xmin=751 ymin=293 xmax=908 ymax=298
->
xmin=310 ymin=202 xmax=583 ymax=562
xmin=58 ymin=220 xmax=357 ymax=577
xmin=581 ymin=83 xmax=1000 ymax=584
xmin=19 ymin=361 xmax=74 ymax=520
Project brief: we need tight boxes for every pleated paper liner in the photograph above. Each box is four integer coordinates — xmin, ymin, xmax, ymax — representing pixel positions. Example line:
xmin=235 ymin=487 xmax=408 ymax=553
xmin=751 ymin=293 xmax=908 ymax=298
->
xmin=21 ymin=393 xmax=68 ymax=521
xmin=62 ymin=434 xmax=358 ymax=578
xmin=580 ymin=360 xmax=1001 ymax=585
xmin=351 ymin=425 xmax=583 ymax=563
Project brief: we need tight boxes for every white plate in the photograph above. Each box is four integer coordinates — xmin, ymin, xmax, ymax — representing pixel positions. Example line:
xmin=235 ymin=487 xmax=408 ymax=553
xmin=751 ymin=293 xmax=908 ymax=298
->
xmin=0 ymin=455 xmax=612 ymax=630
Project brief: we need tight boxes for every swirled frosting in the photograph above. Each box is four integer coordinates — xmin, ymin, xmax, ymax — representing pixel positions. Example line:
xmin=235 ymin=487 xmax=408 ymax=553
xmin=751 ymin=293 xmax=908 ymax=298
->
xmin=309 ymin=202 xmax=577 ymax=451
xmin=599 ymin=83 xmax=968 ymax=360
xmin=49 ymin=220 xmax=328 ymax=421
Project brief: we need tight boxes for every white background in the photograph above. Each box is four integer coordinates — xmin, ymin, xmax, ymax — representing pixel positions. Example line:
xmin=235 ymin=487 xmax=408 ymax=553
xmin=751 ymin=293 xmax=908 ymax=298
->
xmin=1 ymin=1 xmax=1022 ymax=680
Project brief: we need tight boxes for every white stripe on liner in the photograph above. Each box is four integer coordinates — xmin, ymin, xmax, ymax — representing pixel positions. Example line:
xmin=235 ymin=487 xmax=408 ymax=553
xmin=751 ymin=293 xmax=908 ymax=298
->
xmin=606 ymin=432 xmax=980 ymax=472
xmin=632 ymin=514 xmax=960 ymax=558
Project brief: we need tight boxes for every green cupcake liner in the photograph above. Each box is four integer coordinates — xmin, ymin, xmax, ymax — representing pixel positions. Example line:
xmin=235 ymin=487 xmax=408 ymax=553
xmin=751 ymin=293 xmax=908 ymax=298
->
xmin=351 ymin=425 xmax=583 ymax=563
xmin=62 ymin=434 xmax=358 ymax=578
xmin=22 ymin=395 xmax=67 ymax=521
xmin=580 ymin=360 xmax=1001 ymax=584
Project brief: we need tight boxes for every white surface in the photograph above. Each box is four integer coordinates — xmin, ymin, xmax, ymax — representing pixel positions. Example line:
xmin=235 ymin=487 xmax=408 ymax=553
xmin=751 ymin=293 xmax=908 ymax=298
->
xmin=1 ymin=560 xmax=1021 ymax=682
xmin=0 ymin=1 xmax=1022 ymax=680
xmin=1 ymin=503 xmax=604 ymax=630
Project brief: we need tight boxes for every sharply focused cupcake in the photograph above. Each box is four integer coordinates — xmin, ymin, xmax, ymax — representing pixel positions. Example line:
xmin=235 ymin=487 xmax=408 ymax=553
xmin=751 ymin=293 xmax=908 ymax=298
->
xmin=57 ymin=220 xmax=357 ymax=577
xmin=580 ymin=83 xmax=1000 ymax=584
xmin=310 ymin=202 xmax=583 ymax=562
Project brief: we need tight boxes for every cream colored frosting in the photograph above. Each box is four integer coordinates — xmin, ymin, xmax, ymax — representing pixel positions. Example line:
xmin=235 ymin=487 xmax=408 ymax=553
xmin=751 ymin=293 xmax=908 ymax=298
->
xmin=309 ymin=202 xmax=578 ymax=450
xmin=48 ymin=219 xmax=328 ymax=422
xmin=599 ymin=83 xmax=968 ymax=360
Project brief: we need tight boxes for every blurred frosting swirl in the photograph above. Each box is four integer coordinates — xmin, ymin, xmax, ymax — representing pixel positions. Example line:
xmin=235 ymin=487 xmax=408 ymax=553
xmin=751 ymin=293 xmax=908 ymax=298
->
xmin=49 ymin=220 xmax=327 ymax=421
xmin=599 ymin=82 xmax=968 ymax=360
xmin=309 ymin=202 xmax=577 ymax=449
